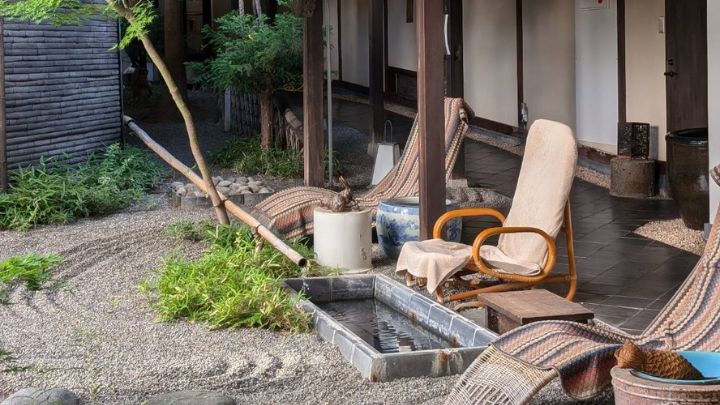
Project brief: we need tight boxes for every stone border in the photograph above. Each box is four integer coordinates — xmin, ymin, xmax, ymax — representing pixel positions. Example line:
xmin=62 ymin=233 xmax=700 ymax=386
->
xmin=284 ymin=274 xmax=497 ymax=382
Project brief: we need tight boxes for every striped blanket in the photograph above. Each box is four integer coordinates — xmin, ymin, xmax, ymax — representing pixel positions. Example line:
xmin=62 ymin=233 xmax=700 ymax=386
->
xmin=253 ymin=98 xmax=471 ymax=239
xmin=447 ymin=163 xmax=720 ymax=404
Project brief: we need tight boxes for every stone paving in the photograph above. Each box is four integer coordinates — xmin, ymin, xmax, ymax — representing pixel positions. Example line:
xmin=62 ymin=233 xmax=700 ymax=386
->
xmin=329 ymin=96 xmax=699 ymax=334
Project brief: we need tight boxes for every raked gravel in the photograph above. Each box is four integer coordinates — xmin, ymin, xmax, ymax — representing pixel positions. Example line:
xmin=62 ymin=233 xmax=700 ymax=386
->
xmin=0 ymin=196 xmax=455 ymax=405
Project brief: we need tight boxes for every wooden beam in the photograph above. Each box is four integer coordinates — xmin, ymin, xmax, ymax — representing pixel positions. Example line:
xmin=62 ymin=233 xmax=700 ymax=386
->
xmin=445 ymin=0 xmax=465 ymax=180
xmin=369 ymin=0 xmax=385 ymax=145
xmin=417 ymin=0 xmax=445 ymax=240
xmin=617 ymin=0 xmax=626 ymax=124
xmin=303 ymin=0 xmax=324 ymax=186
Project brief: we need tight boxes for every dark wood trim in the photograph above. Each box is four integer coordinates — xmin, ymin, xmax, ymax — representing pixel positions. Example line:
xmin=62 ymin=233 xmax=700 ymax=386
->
xmin=336 ymin=0 xmax=342 ymax=81
xmin=416 ymin=0 xmax=445 ymax=240
xmin=386 ymin=65 xmax=417 ymax=103
xmin=0 ymin=18 xmax=6 ymax=192
xmin=334 ymin=79 xmax=369 ymax=95
xmin=469 ymin=116 xmax=517 ymax=136
xmin=384 ymin=0 xmax=390 ymax=94
xmin=617 ymin=0 xmax=626 ymax=124
xmin=303 ymin=2 xmax=325 ymax=186
xmin=516 ymin=0 xmax=523 ymax=117
xmin=444 ymin=0 xmax=463 ymax=98
xmin=369 ymin=0 xmax=385 ymax=143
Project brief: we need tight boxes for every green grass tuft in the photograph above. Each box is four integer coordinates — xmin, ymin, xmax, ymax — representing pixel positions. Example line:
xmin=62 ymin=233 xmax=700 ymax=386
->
xmin=0 ymin=144 xmax=165 ymax=231
xmin=145 ymin=221 xmax=323 ymax=332
xmin=0 ymin=253 xmax=62 ymax=303
xmin=211 ymin=135 xmax=341 ymax=178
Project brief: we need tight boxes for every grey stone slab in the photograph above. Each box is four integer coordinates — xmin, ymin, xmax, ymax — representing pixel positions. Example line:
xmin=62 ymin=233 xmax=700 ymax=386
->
xmin=448 ymin=316 xmax=480 ymax=347
xmin=373 ymin=275 xmax=394 ymax=305
xmin=406 ymin=294 xmax=433 ymax=325
xmin=287 ymin=277 xmax=332 ymax=303
xmin=425 ymin=304 xmax=454 ymax=337
xmin=389 ymin=283 xmax=414 ymax=314
xmin=350 ymin=344 xmax=376 ymax=380
xmin=331 ymin=329 xmax=356 ymax=361
xmin=331 ymin=275 xmax=374 ymax=301
xmin=2 ymin=388 xmax=78 ymax=405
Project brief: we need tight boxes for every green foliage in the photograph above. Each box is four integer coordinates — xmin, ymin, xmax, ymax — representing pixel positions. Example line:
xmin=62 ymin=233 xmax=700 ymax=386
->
xmin=190 ymin=13 xmax=303 ymax=96
xmin=211 ymin=136 xmax=341 ymax=179
xmin=0 ymin=144 xmax=164 ymax=231
xmin=115 ymin=0 xmax=157 ymax=49
xmin=165 ymin=219 xmax=238 ymax=248
xmin=0 ymin=253 xmax=62 ymax=303
xmin=143 ymin=223 xmax=320 ymax=332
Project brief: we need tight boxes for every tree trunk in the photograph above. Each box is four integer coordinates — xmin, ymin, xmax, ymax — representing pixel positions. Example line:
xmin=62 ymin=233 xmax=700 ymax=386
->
xmin=259 ymin=91 xmax=272 ymax=151
xmin=162 ymin=0 xmax=186 ymax=92
xmin=111 ymin=1 xmax=229 ymax=225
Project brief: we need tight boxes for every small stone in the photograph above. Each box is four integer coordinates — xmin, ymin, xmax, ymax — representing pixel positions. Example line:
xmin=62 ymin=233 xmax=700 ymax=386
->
xmin=248 ymin=184 xmax=262 ymax=193
xmin=224 ymin=176 xmax=236 ymax=184
xmin=258 ymin=187 xmax=271 ymax=194
xmin=218 ymin=180 xmax=232 ymax=188
xmin=212 ymin=176 xmax=222 ymax=185
xmin=194 ymin=191 xmax=206 ymax=198
xmin=143 ymin=390 xmax=236 ymax=405
xmin=186 ymin=184 xmax=198 ymax=193
xmin=227 ymin=190 xmax=242 ymax=196
xmin=171 ymin=181 xmax=184 ymax=189
xmin=175 ymin=186 xmax=187 ymax=196
xmin=247 ymin=177 xmax=255 ymax=183
xmin=229 ymin=183 xmax=244 ymax=192
xmin=217 ymin=186 xmax=231 ymax=195
xmin=241 ymin=190 xmax=253 ymax=194
xmin=236 ymin=176 xmax=248 ymax=184
xmin=2 ymin=387 xmax=79 ymax=405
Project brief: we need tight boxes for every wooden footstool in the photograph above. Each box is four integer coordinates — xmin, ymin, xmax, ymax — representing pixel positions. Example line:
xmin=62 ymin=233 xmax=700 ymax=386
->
xmin=478 ymin=289 xmax=594 ymax=334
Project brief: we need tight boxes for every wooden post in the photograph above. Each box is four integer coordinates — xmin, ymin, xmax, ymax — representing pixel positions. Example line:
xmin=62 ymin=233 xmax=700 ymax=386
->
xmin=368 ymin=0 xmax=385 ymax=148
xmin=162 ymin=0 xmax=186 ymax=91
xmin=445 ymin=0 xmax=465 ymax=180
xmin=0 ymin=18 xmax=6 ymax=193
xmin=303 ymin=0 xmax=324 ymax=186
xmin=417 ymin=0 xmax=445 ymax=240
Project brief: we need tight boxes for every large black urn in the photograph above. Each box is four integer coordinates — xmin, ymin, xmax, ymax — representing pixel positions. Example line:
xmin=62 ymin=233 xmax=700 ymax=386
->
xmin=666 ymin=128 xmax=709 ymax=230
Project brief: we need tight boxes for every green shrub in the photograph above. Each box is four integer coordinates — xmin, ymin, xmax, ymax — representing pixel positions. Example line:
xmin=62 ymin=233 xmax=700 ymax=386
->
xmin=145 ymin=223 xmax=320 ymax=332
xmin=211 ymin=136 xmax=341 ymax=179
xmin=0 ymin=144 xmax=164 ymax=231
xmin=0 ymin=253 xmax=62 ymax=302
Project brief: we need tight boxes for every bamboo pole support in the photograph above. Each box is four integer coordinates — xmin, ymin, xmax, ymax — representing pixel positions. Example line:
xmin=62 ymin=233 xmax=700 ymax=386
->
xmin=124 ymin=116 xmax=308 ymax=268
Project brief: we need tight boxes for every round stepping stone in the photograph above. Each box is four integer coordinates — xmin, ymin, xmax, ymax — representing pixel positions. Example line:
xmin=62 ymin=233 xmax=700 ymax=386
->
xmin=1 ymin=387 xmax=78 ymax=405
xmin=143 ymin=391 xmax=236 ymax=405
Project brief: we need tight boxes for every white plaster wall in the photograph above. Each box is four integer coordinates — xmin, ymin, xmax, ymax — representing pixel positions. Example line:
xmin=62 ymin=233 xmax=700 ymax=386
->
xmin=523 ymin=0 xmax=576 ymax=129
xmin=625 ymin=0 xmax=666 ymax=161
xmin=340 ymin=0 xmax=369 ymax=86
xmin=575 ymin=0 xmax=619 ymax=154
xmin=462 ymin=0 xmax=517 ymax=126
xmin=387 ymin=0 xmax=417 ymax=71
xmin=709 ymin=1 xmax=720 ymax=222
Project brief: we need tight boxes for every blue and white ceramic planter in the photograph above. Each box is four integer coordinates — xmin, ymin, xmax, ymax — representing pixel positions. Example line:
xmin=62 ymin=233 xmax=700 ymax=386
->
xmin=377 ymin=197 xmax=462 ymax=259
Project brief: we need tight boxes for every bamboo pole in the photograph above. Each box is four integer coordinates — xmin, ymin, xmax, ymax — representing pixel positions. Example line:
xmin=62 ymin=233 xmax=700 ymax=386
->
xmin=124 ymin=116 xmax=308 ymax=268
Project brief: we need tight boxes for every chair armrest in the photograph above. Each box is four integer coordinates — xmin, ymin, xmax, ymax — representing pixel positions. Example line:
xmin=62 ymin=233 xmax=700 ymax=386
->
xmin=432 ymin=208 xmax=506 ymax=239
xmin=471 ymin=226 xmax=557 ymax=282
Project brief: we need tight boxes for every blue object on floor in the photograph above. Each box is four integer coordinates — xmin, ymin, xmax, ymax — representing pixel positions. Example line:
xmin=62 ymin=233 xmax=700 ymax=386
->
xmin=630 ymin=351 xmax=720 ymax=385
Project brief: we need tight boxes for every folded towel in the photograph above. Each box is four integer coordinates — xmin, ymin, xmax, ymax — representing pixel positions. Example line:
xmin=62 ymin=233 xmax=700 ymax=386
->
xmin=395 ymin=239 xmax=472 ymax=294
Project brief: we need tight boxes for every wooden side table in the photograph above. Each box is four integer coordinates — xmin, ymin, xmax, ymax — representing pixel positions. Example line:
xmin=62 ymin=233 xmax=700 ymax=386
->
xmin=478 ymin=289 xmax=594 ymax=334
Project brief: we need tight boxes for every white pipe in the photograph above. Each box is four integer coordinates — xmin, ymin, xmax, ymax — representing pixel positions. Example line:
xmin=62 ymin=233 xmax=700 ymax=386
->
xmin=324 ymin=0 xmax=334 ymax=185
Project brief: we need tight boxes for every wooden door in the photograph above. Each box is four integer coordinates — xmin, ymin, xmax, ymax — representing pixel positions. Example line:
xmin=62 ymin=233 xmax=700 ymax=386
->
xmin=665 ymin=0 xmax=708 ymax=133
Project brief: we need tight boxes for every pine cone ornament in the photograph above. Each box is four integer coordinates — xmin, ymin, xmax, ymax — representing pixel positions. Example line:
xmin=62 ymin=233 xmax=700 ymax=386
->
xmin=615 ymin=341 xmax=704 ymax=380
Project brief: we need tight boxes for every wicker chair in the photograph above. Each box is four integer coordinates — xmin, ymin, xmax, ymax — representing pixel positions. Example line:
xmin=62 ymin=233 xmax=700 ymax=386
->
xmin=253 ymin=98 xmax=472 ymax=239
xmin=444 ymin=166 xmax=720 ymax=404
xmin=411 ymin=119 xmax=579 ymax=304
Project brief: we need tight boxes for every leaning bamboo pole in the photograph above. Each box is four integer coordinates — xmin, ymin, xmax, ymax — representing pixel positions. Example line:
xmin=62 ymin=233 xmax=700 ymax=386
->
xmin=124 ymin=116 xmax=308 ymax=268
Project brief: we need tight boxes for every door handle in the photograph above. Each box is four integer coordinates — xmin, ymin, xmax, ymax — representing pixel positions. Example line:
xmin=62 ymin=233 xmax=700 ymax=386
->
xmin=664 ymin=71 xmax=676 ymax=77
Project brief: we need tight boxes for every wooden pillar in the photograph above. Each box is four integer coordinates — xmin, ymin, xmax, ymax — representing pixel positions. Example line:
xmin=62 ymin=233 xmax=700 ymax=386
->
xmin=445 ymin=0 xmax=465 ymax=179
xmin=163 ymin=0 xmax=186 ymax=91
xmin=417 ymin=0 xmax=445 ymax=240
xmin=303 ymin=1 xmax=325 ymax=186
xmin=368 ymin=0 xmax=385 ymax=147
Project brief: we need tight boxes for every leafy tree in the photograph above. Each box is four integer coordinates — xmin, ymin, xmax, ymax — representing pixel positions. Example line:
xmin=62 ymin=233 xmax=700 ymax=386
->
xmin=192 ymin=12 xmax=303 ymax=150
xmin=0 ymin=0 xmax=230 ymax=225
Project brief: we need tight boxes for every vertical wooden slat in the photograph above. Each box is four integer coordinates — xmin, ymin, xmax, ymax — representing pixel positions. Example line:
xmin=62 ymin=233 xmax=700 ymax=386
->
xmin=369 ymin=0 xmax=385 ymax=145
xmin=445 ymin=0 xmax=465 ymax=179
xmin=0 ymin=18 xmax=6 ymax=192
xmin=303 ymin=1 xmax=325 ymax=186
xmin=417 ymin=0 xmax=445 ymax=240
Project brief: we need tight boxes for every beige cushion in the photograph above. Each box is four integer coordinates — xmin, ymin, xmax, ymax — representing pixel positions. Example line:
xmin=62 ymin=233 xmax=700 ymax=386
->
xmin=396 ymin=239 xmax=472 ymax=293
xmin=479 ymin=245 xmax=542 ymax=276
xmin=496 ymin=119 xmax=577 ymax=272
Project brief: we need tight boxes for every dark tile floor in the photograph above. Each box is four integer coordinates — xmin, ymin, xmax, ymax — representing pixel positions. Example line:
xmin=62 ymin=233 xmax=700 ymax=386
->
xmin=329 ymin=96 xmax=700 ymax=334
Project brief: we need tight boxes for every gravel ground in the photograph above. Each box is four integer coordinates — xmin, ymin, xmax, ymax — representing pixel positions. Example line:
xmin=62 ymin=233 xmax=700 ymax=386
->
xmin=634 ymin=219 xmax=705 ymax=255
xmin=0 ymin=196 xmax=457 ymax=405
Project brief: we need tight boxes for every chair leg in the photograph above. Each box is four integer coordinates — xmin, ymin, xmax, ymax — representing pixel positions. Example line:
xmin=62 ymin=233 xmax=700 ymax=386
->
xmin=405 ymin=273 xmax=415 ymax=287
xmin=435 ymin=284 xmax=445 ymax=303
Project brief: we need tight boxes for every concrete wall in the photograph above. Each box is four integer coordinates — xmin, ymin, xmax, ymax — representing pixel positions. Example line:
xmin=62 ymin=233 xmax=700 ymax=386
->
xmin=387 ymin=0 xmax=417 ymax=71
xmin=462 ymin=0 xmax=517 ymax=126
xmin=625 ymin=0 xmax=666 ymax=160
xmin=709 ymin=1 xmax=720 ymax=222
xmin=523 ymin=0 xmax=576 ymax=129
xmin=575 ymin=0 xmax=619 ymax=154
xmin=340 ymin=0 xmax=369 ymax=86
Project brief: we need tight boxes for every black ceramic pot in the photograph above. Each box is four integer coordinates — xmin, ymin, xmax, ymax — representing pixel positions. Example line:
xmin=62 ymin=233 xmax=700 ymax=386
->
xmin=666 ymin=128 xmax=709 ymax=230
